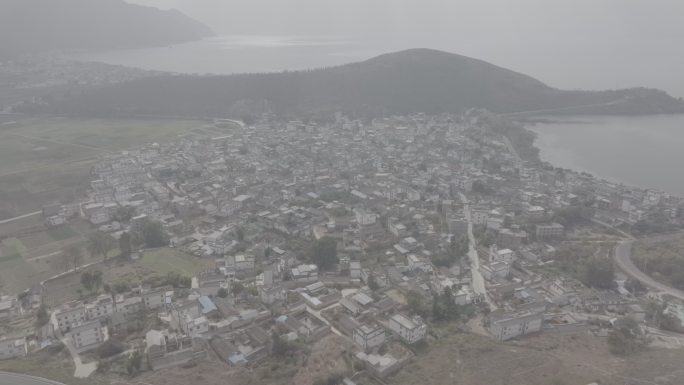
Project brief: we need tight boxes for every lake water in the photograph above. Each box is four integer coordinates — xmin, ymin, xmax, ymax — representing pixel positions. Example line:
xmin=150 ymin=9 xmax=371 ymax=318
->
xmin=67 ymin=35 xmax=391 ymax=75
xmin=531 ymin=115 xmax=684 ymax=195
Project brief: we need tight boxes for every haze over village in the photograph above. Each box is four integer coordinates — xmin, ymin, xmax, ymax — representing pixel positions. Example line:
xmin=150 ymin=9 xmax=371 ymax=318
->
xmin=1 ymin=2 xmax=684 ymax=385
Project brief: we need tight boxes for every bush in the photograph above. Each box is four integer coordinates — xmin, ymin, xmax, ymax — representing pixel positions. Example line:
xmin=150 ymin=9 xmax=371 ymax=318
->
xmin=96 ymin=339 xmax=125 ymax=358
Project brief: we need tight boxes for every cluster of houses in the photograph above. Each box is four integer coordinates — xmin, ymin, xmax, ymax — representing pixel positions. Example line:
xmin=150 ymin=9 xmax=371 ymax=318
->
xmin=3 ymin=110 xmax=684 ymax=382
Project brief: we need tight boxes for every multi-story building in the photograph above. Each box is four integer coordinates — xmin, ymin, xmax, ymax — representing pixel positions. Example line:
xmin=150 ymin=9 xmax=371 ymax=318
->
xmin=70 ymin=320 xmax=108 ymax=353
xmin=353 ymin=324 xmax=386 ymax=351
xmin=142 ymin=288 xmax=174 ymax=310
xmin=489 ymin=309 xmax=544 ymax=341
xmin=0 ymin=337 xmax=28 ymax=360
xmin=86 ymin=295 xmax=115 ymax=321
xmin=535 ymin=223 xmax=565 ymax=240
xmin=388 ymin=314 xmax=427 ymax=344
xmin=54 ymin=301 xmax=86 ymax=333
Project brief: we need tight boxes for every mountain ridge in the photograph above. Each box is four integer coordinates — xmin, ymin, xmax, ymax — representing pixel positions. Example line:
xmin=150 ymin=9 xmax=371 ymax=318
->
xmin=42 ymin=48 xmax=684 ymax=118
xmin=0 ymin=0 xmax=214 ymax=54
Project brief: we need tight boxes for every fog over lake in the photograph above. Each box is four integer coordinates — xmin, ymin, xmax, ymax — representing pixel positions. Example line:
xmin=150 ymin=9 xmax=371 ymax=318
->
xmin=67 ymin=35 xmax=388 ymax=75
xmin=531 ymin=115 xmax=684 ymax=195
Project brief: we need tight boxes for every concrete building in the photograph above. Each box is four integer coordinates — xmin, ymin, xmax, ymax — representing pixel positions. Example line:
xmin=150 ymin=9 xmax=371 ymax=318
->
xmin=54 ymin=301 xmax=86 ymax=333
xmin=0 ymin=337 xmax=28 ymax=360
xmin=353 ymin=324 xmax=386 ymax=351
xmin=388 ymin=314 xmax=427 ymax=344
xmin=535 ymin=223 xmax=565 ymax=240
xmin=489 ymin=309 xmax=544 ymax=341
xmin=86 ymin=295 xmax=115 ymax=321
xmin=70 ymin=320 xmax=108 ymax=353
xmin=143 ymin=288 xmax=174 ymax=310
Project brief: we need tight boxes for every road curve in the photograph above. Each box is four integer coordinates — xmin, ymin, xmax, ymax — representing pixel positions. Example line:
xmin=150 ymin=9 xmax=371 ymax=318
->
xmin=614 ymin=239 xmax=684 ymax=301
xmin=0 ymin=372 xmax=65 ymax=385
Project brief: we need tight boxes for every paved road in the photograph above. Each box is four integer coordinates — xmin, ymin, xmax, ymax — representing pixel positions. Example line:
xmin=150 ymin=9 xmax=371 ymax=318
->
xmin=614 ymin=239 xmax=684 ymax=301
xmin=0 ymin=211 xmax=41 ymax=225
xmin=0 ymin=372 xmax=65 ymax=385
xmin=459 ymin=193 xmax=497 ymax=310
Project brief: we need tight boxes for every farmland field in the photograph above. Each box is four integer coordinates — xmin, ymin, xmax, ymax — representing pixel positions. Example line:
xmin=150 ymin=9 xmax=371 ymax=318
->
xmin=0 ymin=116 xmax=206 ymax=219
xmin=42 ymin=248 xmax=214 ymax=305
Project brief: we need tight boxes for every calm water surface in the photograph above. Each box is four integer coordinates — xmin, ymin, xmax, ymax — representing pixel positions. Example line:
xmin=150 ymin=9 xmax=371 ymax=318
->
xmin=531 ymin=115 xmax=684 ymax=195
xmin=67 ymin=35 xmax=390 ymax=74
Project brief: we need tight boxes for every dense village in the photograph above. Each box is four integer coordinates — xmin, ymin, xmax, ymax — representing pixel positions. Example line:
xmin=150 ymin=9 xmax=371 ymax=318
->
xmin=2 ymin=110 xmax=684 ymax=385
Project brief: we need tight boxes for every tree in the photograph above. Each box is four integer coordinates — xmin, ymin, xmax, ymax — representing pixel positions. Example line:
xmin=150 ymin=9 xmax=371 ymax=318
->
xmin=309 ymin=236 xmax=338 ymax=271
xmin=125 ymin=350 xmax=143 ymax=375
xmin=607 ymin=317 xmax=649 ymax=356
xmin=432 ymin=286 xmax=463 ymax=322
xmin=217 ymin=288 xmax=229 ymax=298
xmin=87 ymin=232 xmax=115 ymax=261
xmin=406 ymin=291 xmax=429 ymax=319
xmin=367 ymin=273 xmax=379 ymax=291
xmin=81 ymin=270 xmax=103 ymax=294
xmin=645 ymin=300 xmax=683 ymax=333
xmin=96 ymin=339 xmax=125 ymax=358
xmin=92 ymin=270 xmax=103 ymax=293
xmin=139 ymin=220 xmax=168 ymax=248
xmin=235 ymin=227 xmax=245 ymax=242
xmin=582 ymin=257 xmax=615 ymax=289
xmin=231 ymin=282 xmax=245 ymax=296
xmin=434 ymin=236 xmax=468 ymax=267
xmin=119 ymin=232 xmax=132 ymax=258
xmin=624 ymin=278 xmax=647 ymax=296
xmin=63 ymin=244 xmax=83 ymax=270
xmin=36 ymin=304 xmax=49 ymax=327
xmin=113 ymin=206 xmax=135 ymax=222
xmin=58 ymin=252 xmax=72 ymax=272
xmin=164 ymin=272 xmax=191 ymax=288
xmin=271 ymin=331 xmax=289 ymax=356
xmin=81 ymin=271 xmax=94 ymax=292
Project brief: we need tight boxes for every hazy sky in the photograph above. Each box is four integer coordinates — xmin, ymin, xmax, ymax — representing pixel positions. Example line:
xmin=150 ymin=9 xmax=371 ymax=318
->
xmin=127 ymin=0 xmax=684 ymax=96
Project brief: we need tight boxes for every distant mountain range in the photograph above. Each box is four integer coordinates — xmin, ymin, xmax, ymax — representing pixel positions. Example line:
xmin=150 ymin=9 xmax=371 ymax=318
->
xmin=44 ymin=49 xmax=684 ymax=118
xmin=0 ymin=0 xmax=214 ymax=54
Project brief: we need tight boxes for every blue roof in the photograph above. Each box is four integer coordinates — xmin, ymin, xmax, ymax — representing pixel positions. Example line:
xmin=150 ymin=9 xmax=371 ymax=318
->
xmin=198 ymin=296 xmax=218 ymax=314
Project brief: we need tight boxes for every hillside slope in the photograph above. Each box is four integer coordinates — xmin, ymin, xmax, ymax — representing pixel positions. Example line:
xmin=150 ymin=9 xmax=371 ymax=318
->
xmin=48 ymin=49 xmax=684 ymax=117
xmin=0 ymin=0 xmax=214 ymax=53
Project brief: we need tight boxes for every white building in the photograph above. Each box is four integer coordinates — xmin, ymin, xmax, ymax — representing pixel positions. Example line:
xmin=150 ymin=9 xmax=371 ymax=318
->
xmin=489 ymin=310 xmax=544 ymax=341
xmin=86 ymin=295 xmax=115 ymax=321
xmin=353 ymin=324 xmax=385 ymax=351
xmin=471 ymin=209 xmax=489 ymax=226
xmin=0 ymin=337 xmax=28 ymax=360
xmin=234 ymin=254 xmax=256 ymax=271
xmin=489 ymin=247 xmax=515 ymax=264
xmin=143 ymin=288 xmax=174 ymax=310
xmin=388 ymin=314 xmax=427 ymax=344
xmin=54 ymin=301 xmax=86 ymax=333
xmin=182 ymin=315 xmax=209 ymax=337
xmin=70 ymin=320 xmax=108 ymax=353
xmin=535 ymin=223 xmax=565 ymax=240
xmin=291 ymin=264 xmax=319 ymax=283
xmin=0 ymin=296 xmax=20 ymax=320
xmin=354 ymin=208 xmax=377 ymax=226
xmin=349 ymin=261 xmax=362 ymax=279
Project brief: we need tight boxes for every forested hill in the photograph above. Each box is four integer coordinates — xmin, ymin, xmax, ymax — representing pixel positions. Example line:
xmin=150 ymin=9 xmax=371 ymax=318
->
xmin=0 ymin=0 xmax=214 ymax=54
xmin=46 ymin=49 xmax=684 ymax=118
